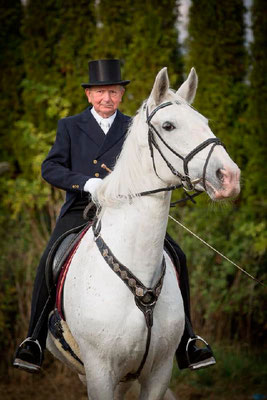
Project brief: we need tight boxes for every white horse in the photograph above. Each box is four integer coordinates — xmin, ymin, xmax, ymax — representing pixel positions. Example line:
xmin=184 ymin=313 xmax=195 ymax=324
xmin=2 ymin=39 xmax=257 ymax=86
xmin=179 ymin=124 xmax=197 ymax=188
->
xmin=47 ymin=67 xmax=240 ymax=400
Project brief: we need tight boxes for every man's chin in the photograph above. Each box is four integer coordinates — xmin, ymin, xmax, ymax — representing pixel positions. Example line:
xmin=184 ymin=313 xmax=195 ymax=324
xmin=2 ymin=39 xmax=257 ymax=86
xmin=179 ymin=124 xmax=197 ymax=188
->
xmin=99 ymin=107 xmax=115 ymax=117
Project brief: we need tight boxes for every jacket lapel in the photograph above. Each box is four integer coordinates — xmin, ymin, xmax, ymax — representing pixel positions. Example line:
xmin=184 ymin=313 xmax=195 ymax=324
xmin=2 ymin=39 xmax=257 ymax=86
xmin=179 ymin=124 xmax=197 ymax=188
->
xmin=77 ymin=107 xmax=106 ymax=147
xmin=96 ymin=111 xmax=129 ymax=158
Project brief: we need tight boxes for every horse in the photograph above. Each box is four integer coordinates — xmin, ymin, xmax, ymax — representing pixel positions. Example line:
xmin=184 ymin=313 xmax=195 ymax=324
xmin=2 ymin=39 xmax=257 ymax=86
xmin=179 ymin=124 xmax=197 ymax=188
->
xmin=47 ymin=67 xmax=240 ymax=400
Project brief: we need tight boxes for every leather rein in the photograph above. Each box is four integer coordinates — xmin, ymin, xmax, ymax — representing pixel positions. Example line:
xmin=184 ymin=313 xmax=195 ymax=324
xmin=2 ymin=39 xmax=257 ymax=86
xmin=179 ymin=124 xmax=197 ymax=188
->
xmin=93 ymin=101 xmax=225 ymax=381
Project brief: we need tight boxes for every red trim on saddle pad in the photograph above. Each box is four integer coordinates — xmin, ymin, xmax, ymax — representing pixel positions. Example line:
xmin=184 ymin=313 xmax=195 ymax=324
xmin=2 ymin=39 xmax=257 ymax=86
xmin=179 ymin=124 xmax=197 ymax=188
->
xmin=56 ymin=225 xmax=90 ymax=319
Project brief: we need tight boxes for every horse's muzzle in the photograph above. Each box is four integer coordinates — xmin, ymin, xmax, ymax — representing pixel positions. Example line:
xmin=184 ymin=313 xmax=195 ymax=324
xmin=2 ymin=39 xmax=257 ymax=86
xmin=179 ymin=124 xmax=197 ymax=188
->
xmin=208 ymin=165 xmax=241 ymax=200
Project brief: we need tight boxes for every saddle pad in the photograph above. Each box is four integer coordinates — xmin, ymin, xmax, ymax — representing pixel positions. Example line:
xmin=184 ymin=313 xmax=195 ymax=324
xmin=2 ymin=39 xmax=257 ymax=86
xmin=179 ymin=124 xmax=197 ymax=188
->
xmin=48 ymin=308 xmax=85 ymax=375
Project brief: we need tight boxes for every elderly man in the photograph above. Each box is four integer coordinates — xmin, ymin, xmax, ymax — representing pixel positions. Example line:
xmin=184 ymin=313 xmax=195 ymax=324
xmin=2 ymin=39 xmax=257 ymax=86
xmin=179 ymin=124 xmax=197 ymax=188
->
xmin=13 ymin=59 xmax=215 ymax=374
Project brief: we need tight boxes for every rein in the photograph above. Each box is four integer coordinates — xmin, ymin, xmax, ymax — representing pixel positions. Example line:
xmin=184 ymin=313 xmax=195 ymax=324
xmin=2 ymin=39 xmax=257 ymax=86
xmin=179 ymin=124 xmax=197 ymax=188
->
xmin=101 ymin=163 xmax=202 ymax=205
xmin=92 ymin=220 xmax=166 ymax=381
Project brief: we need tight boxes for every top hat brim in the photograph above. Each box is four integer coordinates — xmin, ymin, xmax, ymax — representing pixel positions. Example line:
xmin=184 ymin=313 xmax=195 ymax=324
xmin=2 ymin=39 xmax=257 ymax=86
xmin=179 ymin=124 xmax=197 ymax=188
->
xmin=81 ymin=80 xmax=130 ymax=89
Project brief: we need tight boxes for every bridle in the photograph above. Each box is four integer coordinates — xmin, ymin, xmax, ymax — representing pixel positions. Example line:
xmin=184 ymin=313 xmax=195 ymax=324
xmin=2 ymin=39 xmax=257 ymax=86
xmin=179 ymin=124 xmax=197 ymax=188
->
xmin=146 ymin=101 xmax=225 ymax=192
xmin=98 ymin=101 xmax=225 ymax=203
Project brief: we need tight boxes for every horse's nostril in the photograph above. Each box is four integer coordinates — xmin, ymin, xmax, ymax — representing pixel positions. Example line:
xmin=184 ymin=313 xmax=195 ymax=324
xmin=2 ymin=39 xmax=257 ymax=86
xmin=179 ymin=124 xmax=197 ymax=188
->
xmin=216 ymin=168 xmax=224 ymax=181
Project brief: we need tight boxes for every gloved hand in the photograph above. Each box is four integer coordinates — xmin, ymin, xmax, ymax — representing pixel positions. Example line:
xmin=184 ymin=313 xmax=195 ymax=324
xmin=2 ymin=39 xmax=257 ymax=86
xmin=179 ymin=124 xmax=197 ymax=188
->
xmin=84 ymin=178 xmax=103 ymax=199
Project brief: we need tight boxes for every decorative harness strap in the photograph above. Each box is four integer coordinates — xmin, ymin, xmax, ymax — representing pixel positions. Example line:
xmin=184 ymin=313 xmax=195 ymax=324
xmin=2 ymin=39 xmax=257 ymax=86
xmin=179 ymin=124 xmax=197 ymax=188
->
xmin=93 ymin=220 xmax=166 ymax=381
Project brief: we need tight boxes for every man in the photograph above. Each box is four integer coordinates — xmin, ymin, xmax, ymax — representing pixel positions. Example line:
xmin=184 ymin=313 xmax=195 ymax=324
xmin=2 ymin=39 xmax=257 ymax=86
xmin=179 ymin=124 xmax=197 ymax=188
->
xmin=13 ymin=59 xmax=215 ymax=374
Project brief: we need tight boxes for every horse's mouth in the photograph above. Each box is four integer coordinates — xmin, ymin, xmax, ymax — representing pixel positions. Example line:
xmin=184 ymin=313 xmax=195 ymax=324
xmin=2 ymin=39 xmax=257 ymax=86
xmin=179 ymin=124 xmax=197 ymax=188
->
xmin=204 ymin=180 xmax=240 ymax=201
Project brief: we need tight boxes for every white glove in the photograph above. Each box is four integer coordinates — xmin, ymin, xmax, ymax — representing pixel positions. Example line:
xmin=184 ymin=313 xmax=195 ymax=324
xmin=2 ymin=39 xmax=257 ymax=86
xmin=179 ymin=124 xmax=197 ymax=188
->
xmin=84 ymin=178 xmax=103 ymax=199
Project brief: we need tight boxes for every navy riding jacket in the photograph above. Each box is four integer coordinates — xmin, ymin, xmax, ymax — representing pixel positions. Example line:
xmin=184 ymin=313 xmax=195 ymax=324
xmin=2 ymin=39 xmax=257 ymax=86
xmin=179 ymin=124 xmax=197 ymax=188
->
xmin=42 ymin=107 xmax=131 ymax=218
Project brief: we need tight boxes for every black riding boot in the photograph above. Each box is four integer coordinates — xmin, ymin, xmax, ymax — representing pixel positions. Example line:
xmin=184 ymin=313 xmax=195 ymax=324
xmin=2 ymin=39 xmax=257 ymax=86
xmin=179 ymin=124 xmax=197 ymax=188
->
xmin=165 ymin=232 xmax=216 ymax=370
xmin=13 ymin=210 xmax=87 ymax=373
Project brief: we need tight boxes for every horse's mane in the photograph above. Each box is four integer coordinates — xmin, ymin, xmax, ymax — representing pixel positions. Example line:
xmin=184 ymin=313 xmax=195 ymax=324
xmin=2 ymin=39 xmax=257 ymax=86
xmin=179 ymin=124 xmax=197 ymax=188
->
xmin=96 ymin=101 xmax=150 ymax=208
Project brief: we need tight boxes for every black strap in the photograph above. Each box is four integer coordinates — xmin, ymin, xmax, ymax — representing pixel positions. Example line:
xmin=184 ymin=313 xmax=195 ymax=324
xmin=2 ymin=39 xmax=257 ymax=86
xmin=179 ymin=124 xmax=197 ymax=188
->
xmin=93 ymin=221 xmax=166 ymax=381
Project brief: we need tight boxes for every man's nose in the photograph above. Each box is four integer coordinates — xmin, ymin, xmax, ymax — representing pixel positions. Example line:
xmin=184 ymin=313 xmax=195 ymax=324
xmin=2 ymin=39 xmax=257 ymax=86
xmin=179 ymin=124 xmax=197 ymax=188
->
xmin=103 ymin=91 xmax=112 ymax=102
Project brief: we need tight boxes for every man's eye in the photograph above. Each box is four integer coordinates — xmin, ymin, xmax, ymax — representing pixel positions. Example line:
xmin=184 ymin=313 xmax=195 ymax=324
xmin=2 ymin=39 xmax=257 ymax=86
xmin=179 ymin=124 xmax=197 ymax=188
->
xmin=162 ymin=121 xmax=175 ymax=131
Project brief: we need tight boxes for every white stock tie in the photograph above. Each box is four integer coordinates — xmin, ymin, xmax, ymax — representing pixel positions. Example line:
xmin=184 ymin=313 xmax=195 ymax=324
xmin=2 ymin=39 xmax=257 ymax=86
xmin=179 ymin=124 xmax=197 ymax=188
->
xmin=100 ymin=120 xmax=110 ymax=134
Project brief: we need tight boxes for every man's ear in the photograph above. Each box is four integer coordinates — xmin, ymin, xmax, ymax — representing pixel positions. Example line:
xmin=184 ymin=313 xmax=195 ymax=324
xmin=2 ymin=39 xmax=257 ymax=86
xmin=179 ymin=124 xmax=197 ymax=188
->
xmin=85 ymin=88 xmax=91 ymax=103
xmin=120 ymin=86 xmax=125 ymax=101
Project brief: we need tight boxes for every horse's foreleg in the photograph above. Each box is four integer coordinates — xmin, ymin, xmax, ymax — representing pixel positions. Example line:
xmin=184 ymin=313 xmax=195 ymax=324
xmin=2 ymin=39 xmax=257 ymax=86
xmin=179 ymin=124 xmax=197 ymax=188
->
xmin=114 ymin=381 xmax=134 ymax=400
xmin=163 ymin=388 xmax=178 ymax=400
xmin=83 ymin=358 xmax=116 ymax=400
xmin=139 ymin=359 xmax=174 ymax=400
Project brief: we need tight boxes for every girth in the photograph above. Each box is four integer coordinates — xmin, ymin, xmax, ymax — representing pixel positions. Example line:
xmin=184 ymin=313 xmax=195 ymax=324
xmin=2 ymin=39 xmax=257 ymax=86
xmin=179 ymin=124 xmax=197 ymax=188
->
xmin=93 ymin=220 xmax=166 ymax=381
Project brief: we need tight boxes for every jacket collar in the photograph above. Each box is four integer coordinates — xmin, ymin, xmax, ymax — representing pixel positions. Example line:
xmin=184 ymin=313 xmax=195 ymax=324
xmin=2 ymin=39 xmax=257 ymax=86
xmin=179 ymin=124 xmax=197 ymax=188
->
xmin=77 ymin=107 xmax=105 ymax=147
xmin=77 ymin=107 xmax=129 ymax=158
xmin=96 ymin=110 xmax=129 ymax=158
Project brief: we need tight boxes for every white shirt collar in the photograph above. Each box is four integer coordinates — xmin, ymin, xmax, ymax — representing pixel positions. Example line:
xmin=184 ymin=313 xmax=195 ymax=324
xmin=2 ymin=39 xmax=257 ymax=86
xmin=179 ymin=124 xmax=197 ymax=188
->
xmin=91 ymin=107 xmax=117 ymax=133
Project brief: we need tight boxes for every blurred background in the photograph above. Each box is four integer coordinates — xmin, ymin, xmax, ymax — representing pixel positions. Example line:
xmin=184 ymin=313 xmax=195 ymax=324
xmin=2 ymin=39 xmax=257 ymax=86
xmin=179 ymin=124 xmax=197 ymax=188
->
xmin=0 ymin=0 xmax=266 ymax=399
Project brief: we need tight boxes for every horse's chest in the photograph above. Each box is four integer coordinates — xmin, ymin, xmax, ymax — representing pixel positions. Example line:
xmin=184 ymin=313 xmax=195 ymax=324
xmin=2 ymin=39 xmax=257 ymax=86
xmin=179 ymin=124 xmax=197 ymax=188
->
xmin=64 ymin=242 xmax=183 ymax=366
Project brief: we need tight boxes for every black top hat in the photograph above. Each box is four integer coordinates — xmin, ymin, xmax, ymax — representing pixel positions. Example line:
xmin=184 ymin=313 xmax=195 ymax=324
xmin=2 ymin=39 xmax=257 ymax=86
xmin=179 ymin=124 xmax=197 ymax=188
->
xmin=81 ymin=59 xmax=130 ymax=88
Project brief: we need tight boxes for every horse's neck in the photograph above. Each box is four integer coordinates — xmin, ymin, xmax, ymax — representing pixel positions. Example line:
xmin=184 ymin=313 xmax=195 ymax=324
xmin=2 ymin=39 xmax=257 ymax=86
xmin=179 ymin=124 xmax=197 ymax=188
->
xmin=100 ymin=193 xmax=171 ymax=287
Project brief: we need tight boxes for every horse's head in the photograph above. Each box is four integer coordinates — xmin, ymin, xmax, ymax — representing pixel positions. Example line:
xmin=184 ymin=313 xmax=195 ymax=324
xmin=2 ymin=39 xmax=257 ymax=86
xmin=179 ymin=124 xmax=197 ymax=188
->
xmin=145 ymin=68 xmax=240 ymax=201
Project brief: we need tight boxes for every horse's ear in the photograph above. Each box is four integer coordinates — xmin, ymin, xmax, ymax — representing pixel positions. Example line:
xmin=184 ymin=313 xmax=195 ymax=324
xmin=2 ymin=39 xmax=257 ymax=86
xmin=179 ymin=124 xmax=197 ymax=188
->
xmin=149 ymin=67 xmax=169 ymax=106
xmin=176 ymin=67 xmax=198 ymax=104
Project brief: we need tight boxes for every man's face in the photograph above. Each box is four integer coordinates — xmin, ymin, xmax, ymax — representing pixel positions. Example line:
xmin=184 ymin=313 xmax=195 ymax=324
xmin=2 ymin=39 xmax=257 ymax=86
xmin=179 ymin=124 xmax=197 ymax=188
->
xmin=85 ymin=85 xmax=125 ymax=118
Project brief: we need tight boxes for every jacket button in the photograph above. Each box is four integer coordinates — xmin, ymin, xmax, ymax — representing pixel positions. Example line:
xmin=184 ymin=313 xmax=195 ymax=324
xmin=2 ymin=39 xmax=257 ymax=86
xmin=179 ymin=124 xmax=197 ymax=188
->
xmin=93 ymin=159 xmax=97 ymax=164
xmin=95 ymin=172 xmax=99 ymax=177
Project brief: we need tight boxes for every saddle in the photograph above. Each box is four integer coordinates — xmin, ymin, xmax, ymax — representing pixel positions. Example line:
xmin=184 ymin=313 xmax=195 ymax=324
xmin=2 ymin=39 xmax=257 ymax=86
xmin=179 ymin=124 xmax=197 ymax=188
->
xmin=45 ymin=222 xmax=90 ymax=291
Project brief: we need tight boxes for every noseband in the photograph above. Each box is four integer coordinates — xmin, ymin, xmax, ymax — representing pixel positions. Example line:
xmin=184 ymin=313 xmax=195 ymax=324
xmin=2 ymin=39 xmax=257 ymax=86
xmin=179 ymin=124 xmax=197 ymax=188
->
xmin=146 ymin=101 xmax=225 ymax=191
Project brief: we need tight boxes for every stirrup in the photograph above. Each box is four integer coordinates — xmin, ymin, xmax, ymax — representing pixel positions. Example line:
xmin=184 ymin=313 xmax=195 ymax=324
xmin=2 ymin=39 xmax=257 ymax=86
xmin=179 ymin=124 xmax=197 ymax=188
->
xmin=13 ymin=337 xmax=43 ymax=373
xmin=185 ymin=335 xmax=216 ymax=371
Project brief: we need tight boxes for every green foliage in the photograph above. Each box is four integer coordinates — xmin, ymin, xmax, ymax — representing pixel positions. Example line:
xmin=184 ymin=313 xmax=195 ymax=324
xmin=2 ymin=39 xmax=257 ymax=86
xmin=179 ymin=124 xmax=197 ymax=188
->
xmin=1 ymin=81 xmax=70 ymax=217
xmin=0 ymin=0 xmax=23 ymax=162
xmin=171 ymin=345 xmax=267 ymax=398
xmin=242 ymin=0 xmax=267 ymax=217
xmin=168 ymin=0 xmax=266 ymax=344
xmin=93 ymin=0 xmax=183 ymax=114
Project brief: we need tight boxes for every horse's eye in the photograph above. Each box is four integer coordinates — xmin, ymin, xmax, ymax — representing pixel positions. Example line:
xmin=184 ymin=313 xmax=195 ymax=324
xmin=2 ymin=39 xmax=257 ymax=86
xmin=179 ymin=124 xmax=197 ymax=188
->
xmin=162 ymin=121 xmax=175 ymax=131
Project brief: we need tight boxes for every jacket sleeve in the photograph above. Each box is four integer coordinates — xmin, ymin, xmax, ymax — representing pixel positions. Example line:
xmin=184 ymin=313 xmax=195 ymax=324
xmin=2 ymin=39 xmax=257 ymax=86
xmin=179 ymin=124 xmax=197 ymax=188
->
xmin=41 ymin=118 xmax=90 ymax=192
